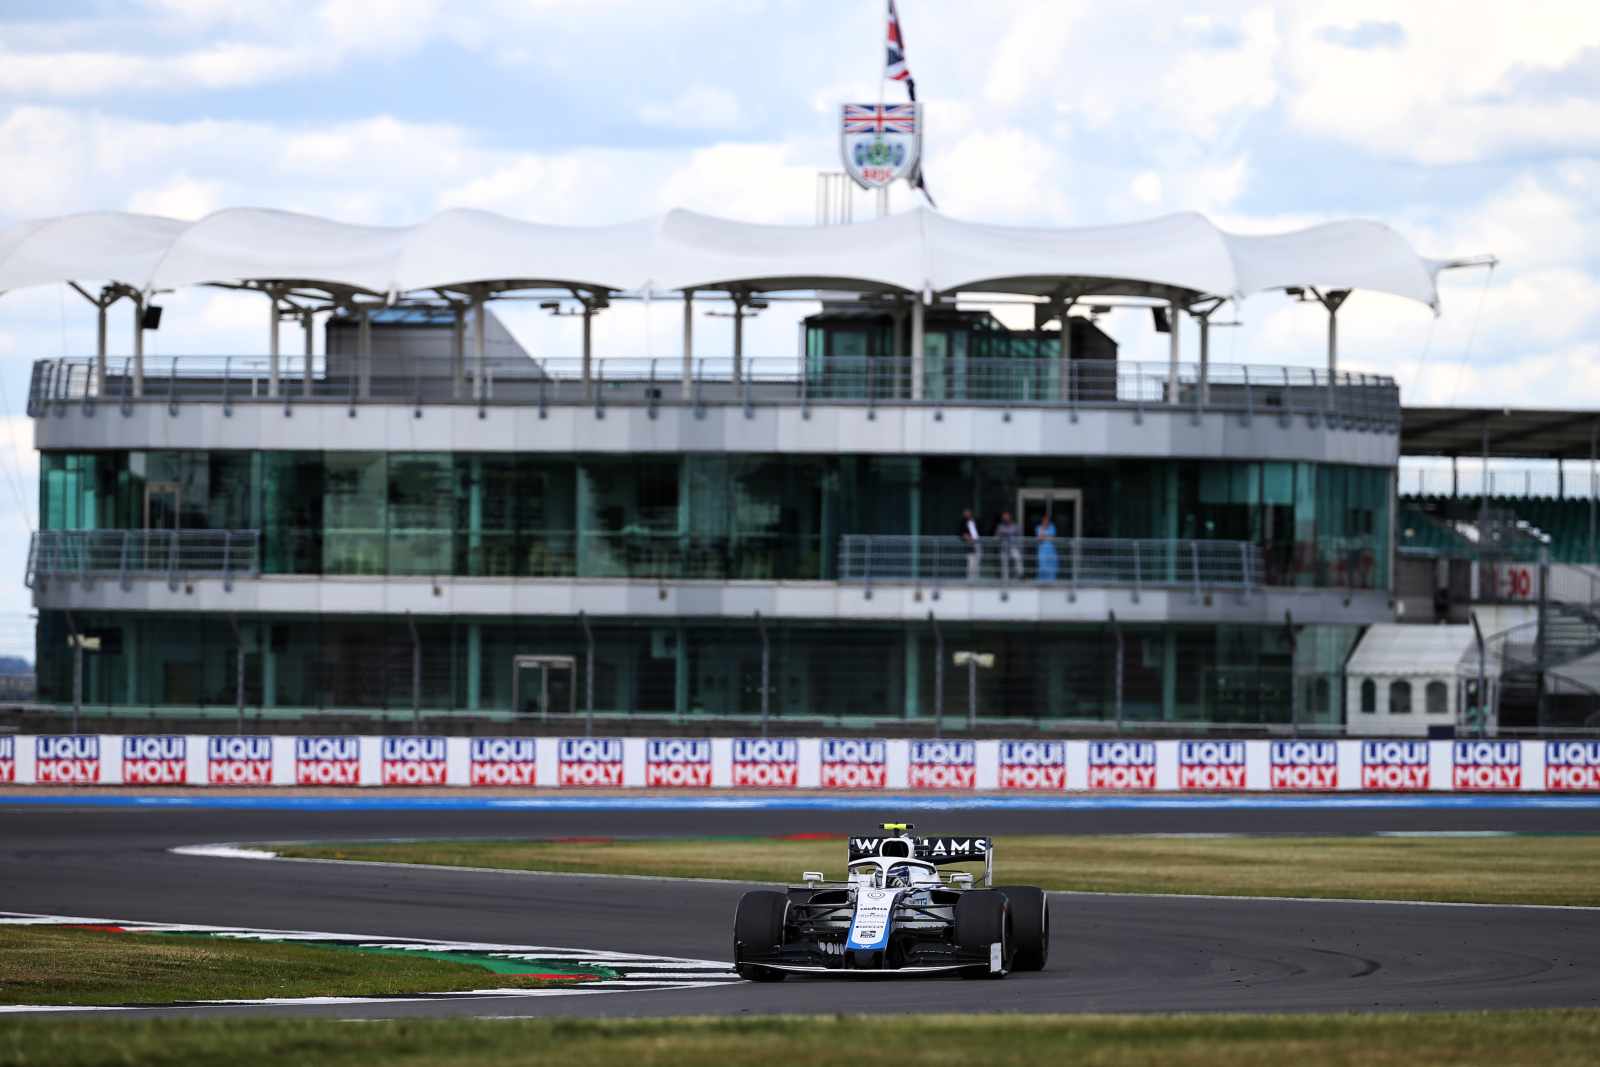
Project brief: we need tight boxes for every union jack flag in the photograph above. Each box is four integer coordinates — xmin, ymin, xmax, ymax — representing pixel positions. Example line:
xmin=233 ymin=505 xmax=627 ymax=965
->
xmin=842 ymin=103 xmax=918 ymax=136
xmin=886 ymin=0 xmax=915 ymax=98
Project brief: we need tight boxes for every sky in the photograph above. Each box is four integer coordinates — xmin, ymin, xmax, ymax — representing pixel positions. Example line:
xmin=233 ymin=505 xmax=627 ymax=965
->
xmin=0 ymin=0 xmax=1597 ymax=658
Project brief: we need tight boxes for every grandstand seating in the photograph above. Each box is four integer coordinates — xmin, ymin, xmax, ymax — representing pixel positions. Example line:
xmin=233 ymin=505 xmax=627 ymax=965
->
xmin=1399 ymin=495 xmax=1599 ymax=564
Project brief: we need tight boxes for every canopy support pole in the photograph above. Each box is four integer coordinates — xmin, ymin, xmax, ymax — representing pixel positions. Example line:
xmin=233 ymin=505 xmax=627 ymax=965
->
xmin=731 ymin=291 xmax=745 ymax=383
xmin=1317 ymin=288 xmax=1351 ymax=380
xmin=1166 ymin=300 xmax=1180 ymax=405
xmin=358 ymin=306 xmax=372 ymax=399
xmin=131 ymin=291 xmax=145 ymax=398
xmin=69 ymin=284 xmax=127 ymax=396
xmin=910 ymin=296 xmax=925 ymax=401
xmin=680 ymin=289 xmax=694 ymax=400
xmin=302 ymin=308 xmax=314 ymax=397
xmin=1198 ymin=311 xmax=1211 ymax=407
xmin=267 ymin=289 xmax=281 ymax=399
xmin=474 ymin=293 xmax=486 ymax=402
xmin=1057 ymin=297 xmax=1074 ymax=401
xmin=582 ymin=302 xmax=595 ymax=401
xmin=451 ymin=303 xmax=465 ymax=400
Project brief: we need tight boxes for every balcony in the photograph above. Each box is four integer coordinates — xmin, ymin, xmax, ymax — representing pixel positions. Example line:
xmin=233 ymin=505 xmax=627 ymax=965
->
xmin=27 ymin=529 xmax=260 ymax=589
xmin=28 ymin=354 xmax=1400 ymax=427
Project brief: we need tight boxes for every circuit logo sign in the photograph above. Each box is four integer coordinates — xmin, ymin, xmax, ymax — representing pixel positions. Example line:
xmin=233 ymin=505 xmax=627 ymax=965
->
xmin=296 ymin=736 xmax=360 ymax=786
xmin=1361 ymin=740 xmax=1429 ymax=790
xmin=208 ymin=736 xmax=274 ymax=785
xmin=1452 ymin=741 xmax=1521 ymax=791
xmin=381 ymin=737 xmax=447 ymax=786
xmin=1087 ymin=741 xmax=1155 ymax=790
xmin=36 ymin=735 xmax=100 ymax=784
xmin=0 ymin=735 xmax=12 ymax=783
xmin=819 ymin=739 xmax=886 ymax=789
xmin=469 ymin=738 xmax=536 ymax=786
xmin=645 ymin=739 xmax=712 ymax=788
xmin=731 ymin=739 xmax=798 ymax=788
xmin=122 ymin=735 xmax=188 ymax=785
xmin=1546 ymin=741 xmax=1600 ymax=791
xmin=908 ymin=741 xmax=976 ymax=790
xmin=1269 ymin=740 xmax=1338 ymax=790
xmin=1178 ymin=741 xmax=1246 ymax=790
xmin=559 ymin=738 xmax=623 ymax=787
xmin=998 ymin=741 xmax=1065 ymax=790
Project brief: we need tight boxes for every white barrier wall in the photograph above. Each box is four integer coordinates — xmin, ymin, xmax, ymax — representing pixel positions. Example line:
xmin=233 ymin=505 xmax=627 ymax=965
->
xmin=4 ymin=735 xmax=1600 ymax=791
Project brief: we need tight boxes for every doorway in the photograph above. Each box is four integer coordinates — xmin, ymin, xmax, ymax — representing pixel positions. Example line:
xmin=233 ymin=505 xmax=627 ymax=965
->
xmin=143 ymin=482 xmax=181 ymax=570
xmin=511 ymin=654 xmax=577 ymax=719
xmin=1017 ymin=488 xmax=1082 ymax=541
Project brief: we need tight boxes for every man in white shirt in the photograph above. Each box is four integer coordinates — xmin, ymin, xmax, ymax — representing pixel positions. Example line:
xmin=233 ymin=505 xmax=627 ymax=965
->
xmin=961 ymin=509 xmax=981 ymax=581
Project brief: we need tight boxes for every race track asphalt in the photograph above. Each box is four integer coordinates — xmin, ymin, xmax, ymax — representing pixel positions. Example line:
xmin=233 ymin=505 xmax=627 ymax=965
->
xmin=3 ymin=800 xmax=1600 ymax=1019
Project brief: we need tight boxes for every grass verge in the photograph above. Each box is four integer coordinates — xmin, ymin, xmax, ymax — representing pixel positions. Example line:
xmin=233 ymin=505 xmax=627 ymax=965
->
xmin=281 ymin=833 xmax=1600 ymax=907
xmin=0 ymin=926 xmax=606 ymax=1007
xmin=3 ymin=1011 xmax=1600 ymax=1066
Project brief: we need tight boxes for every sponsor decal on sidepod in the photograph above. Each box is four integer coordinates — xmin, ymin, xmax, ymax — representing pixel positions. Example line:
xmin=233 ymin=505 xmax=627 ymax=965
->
xmin=731 ymin=738 xmax=798 ymax=788
xmin=36 ymin=735 xmax=100 ymax=785
xmin=1269 ymin=740 xmax=1338 ymax=790
xmin=296 ymin=736 xmax=360 ymax=786
xmin=907 ymin=740 xmax=976 ymax=790
xmin=122 ymin=735 xmax=187 ymax=785
xmin=558 ymin=738 xmax=624 ymax=787
xmin=1452 ymin=740 xmax=1521 ymax=791
xmin=1087 ymin=740 xmax=1155 ymax=790
xmin=208 ymin=736 xmax=274 ymax=785
xmin=998 ymin=741 xmax=1066 ymax=790
xmin=1361 ymin=740 xmax=1429 ymax=790
xmin=819 ymin=739 xmax=886 ymax=789
xmin=1546 ymin=740 xmax=1600 ymax=791
xmin=645 ymin=739 xmax=712 ymax=788
xmin=1177 ymin=740 xmax=1246 ymax=790
xmin=0 ymin=735 xmax=13 ymax=783
xmin=469 ymin=738 xmax=536 ymax=786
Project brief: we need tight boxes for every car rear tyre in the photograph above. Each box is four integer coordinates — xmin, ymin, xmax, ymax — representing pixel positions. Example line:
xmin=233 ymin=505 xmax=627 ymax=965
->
xmin=953 ymin=889 xmax=1011 ymax=979
xmin=733 ymin=889 xmax=788 ymax=982
xmin=996 ymin=885 xmax=1048 ymax=971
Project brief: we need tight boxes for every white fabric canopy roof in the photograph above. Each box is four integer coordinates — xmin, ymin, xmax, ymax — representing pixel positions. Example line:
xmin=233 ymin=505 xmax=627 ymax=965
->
xmin=1347 ymin=624 xmax=1476 ymax=678
xmin=0 ymin=206 xmax=1451 ymax=308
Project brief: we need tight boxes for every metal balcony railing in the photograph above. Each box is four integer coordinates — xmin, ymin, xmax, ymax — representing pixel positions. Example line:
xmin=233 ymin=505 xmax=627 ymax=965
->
xmin=838 ymin=535 xmax=1264 ymax=593
xmin=27 ymin=529 xmax=261 ymax=589
xmin=27 ymin=355 xmax=1400 ymax=426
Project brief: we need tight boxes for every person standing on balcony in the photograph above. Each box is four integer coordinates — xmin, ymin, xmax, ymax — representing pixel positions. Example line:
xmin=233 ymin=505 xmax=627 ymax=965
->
xmin=1036 ymin=512 xmax=1059 ymax=582
xmin=997 ymin=511 xmax=1022 ymax=582
xmin=961 ymin=508 xmax=981 ymax=580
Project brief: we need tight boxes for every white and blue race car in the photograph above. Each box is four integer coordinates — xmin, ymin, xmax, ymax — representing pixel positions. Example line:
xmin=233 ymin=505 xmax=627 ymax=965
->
xmin=733 ymin=823 xmax=1048 ymax=980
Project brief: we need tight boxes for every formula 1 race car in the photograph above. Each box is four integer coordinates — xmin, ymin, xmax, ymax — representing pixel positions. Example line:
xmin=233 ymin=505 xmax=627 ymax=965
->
xmin=732 ymin=823 xmax=1048 ymax=980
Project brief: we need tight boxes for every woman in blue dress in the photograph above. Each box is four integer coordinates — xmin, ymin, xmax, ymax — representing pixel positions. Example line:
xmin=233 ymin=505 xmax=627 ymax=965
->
xmin=1036 ymin=513 xmax=1059 ymax=582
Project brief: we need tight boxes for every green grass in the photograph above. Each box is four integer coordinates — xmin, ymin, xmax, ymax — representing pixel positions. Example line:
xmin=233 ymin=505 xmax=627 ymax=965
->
xmin=0 ymin=926 xmax=605 ymax=1007
xmin=3 ymin=1012 xmax=1600 ymax=1066
xmin=281 ymin=833 xmax=1600 ymax=907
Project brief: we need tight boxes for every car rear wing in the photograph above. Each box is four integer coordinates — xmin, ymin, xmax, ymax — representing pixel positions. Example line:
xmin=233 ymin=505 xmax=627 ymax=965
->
xmin=846 ymin=834 xmax=994 ymax=885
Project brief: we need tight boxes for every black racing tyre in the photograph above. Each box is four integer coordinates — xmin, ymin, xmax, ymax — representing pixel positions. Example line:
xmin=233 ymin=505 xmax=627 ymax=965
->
xmin=953 ymin=889 xmax=1011 ymax=979
xmin=733 ymin=890 xmax=788 ymax=982
xmin=996 ymin=885 xmax=1049 ymax=972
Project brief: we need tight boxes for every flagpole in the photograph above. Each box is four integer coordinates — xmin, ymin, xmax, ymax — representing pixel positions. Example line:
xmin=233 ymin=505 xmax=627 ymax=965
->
xmin=877 ymin=1 xmax=890 ymax=217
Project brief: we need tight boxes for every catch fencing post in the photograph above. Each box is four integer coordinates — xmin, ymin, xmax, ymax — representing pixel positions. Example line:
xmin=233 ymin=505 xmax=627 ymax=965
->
xmin=930 ymin=612 xmax=943 ymax=739
xmin=406 ymin=613 xmax=421 ymax=735
xmin=580 ymin=610 xmax=595 ymax=738
xmin=228 ymin=614 xmax=245 ymax=734
xmin=1110 ymin=611 xmax=1124 ymax=733
xmin=756 ymin=610 xmax=771 ymax=739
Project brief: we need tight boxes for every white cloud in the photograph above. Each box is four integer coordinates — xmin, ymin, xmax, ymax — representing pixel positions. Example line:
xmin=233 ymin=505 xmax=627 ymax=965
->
xmin=638 ymin=85 xmax=741 ymax=131
xmin=126 ymin=175 xmax=224 ymax=220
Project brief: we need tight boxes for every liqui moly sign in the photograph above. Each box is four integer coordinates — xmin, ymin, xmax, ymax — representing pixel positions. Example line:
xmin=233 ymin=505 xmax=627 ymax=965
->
xmin=731 ymin=739 xmax=798 ymax=788
xmin=645 ymin=739 xmax=712 ymax=788
xmin=907 ymin=741 xmax=976 ymax=790
xmin=1269 ymin=740 xmax=1338 ymax=790
xmin=381 ymin=737 xmax=447 ymax=786
xmin=122 ymin=735 xmax=188 ymax=785
xmin=997 ymin=741 xmax=1065 ymax=790
xmin=469 ymin=738 xmax=536 ymax=786
xmin=559 ymin=738 xmax=624 ymax=787
xmin=1087 ymin=741 xmax=1155 ymax=790
xmin=1452 ymin=741 xmax=1521 ymax=791
xmin=208 ymin=736 xmax=274 ymax=785
xmin=296 ymin=736 xmax=360 ymax=786
xmin=36 ymin=735 xmax=100 ymax=784
xmin=1361 ymin=740 xmax=1429 ymax=790
xmin=1178 ymin=741 xmax=1246 ymax=791
xmin=1546 ymin=740 xmax=1600 ymax=791
xmin=819 ymin=739 xmax=886 ymax=789
xmin=0 ymin=736 xmax=13 ymax=783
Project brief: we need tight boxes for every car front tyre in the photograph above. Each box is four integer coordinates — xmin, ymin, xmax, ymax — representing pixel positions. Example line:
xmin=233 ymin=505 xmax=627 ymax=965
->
xmin=953 ymin=889 xmax=1011 ymax=980
xmin=733 ymin=889 xmax=788 ymax=982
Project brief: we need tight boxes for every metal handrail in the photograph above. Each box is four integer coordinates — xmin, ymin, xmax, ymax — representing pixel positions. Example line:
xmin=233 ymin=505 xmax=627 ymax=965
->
xmin=26 ymin=355 xmax=1401 ymax=424
xmin=27 ymin=530 xmax=261 ymax=586
xmin=838 ymin=535 xmax=1264 ymax=590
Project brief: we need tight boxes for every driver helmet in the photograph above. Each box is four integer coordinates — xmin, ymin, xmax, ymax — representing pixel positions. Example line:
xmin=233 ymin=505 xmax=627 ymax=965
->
xmin=886 ymin=862 xmax=919 ymax=888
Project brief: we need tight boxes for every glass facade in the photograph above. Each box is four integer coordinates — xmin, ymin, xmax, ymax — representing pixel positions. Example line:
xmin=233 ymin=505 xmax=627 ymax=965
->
xmin=40 ymin=451 xmax=1393 ymax=589
xmin=35 ymin=610 xmax=1356 ymax=727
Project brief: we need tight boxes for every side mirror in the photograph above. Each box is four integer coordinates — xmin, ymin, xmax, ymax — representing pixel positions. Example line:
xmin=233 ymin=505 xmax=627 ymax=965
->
xmin=803 ymin=871 xmax=825 ymax=886
xmin=951 ymin=873 xmax=974 ymax=887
